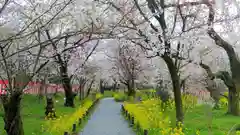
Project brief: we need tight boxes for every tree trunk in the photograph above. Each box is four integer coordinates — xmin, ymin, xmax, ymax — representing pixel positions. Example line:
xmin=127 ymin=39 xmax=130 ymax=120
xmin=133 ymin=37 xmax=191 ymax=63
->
xmin=79 ymin=84 xmax=83 ymax=100
xmin=86 ymin=80 xmax=94 ymax=98
xmin=100 ymin=80 xmax=104 ymax=94
xmin=78 ymin=78 xmax=86 ymax=100
xmin=162 ymin=54 xmax=184 ymax=124
xmin=126 ymin=79 xmax=135 ymax=97
xmin=214 ymin=71 xmax=237 ymax=114
xmin=38 ymin=79 xmax=46 ymax=103
xmin=81 ymin=86 xmax=84 ymax=100
xmin=60 ymin=66 xmax=74 ymax=107
xmin=3 ymin=92 xmax=24 ymax=135
xmin=200 ymin=62 xmax=220 ymax=108
xmin=208 ymin=28 xmax=240 ymax=115
xmin=180 ymin=79 xmax=186 ymax=93
xmin=113 ymin=82 xmax=117 ymax=92
xmin=63 ymin=81 xmax=74 ymax=107
xmin=127 ymin=83 xmax=131 ymax=96
xmin=228 ymin=89 xmax=238 ymax=114
xmin=229 ymin=84 xmax=240 ymax=115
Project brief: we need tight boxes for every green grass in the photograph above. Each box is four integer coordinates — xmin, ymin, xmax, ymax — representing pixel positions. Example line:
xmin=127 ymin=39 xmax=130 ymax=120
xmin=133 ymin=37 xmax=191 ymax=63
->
xmin=0 ymin=94 xmax=82 ymax=135
xmin=102 ymin=91 xmax=115 ymax=98
xmin=123 ymin=91 xmax=240 ymax=135
xmin=0 ymin=108 xmax=4 ymax=135
xmin=169 ymin=104 xmax=240 ymax=135
xmin=113 ymin=92 xmax=127 ymax=102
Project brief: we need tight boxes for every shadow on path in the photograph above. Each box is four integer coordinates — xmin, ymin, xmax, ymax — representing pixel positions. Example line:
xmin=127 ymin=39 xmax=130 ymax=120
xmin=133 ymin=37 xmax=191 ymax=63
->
xmin=79 ymin=98 xmax=135 ymax=135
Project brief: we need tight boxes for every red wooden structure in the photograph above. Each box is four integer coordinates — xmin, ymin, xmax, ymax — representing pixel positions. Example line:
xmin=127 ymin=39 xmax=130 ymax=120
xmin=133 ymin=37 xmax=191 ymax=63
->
xmin=0 ymin=80 xmax=80 ymax=95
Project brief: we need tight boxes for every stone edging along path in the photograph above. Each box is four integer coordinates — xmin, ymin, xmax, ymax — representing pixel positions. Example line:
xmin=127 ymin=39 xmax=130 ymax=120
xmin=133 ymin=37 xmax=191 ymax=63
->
xmin=64 ymin=98 xmax=100 ymax=135
xmin=79 ymin=98 xmax=135 ymax=135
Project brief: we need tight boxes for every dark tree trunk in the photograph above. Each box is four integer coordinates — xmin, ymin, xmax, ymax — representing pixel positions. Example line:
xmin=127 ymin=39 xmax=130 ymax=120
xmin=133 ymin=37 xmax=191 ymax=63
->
xmin=200 ymin=62 xmax=220 ymax=108
xmin=100 ymin=79 xmax=104 ymax=94
xmin=60 ymin=66 xmax=74 ymax=107
xmin=113 ymin=82 xmax=117 ymax=92
xmin=63 ymin=81 xmax=74 ymax=107
xmin=200 ymin=62 xmax=238 ymax=111
xmin=180 ymin=79 xmax=186 ymax=93
xmin=215 ymin=71 xmax=237 ymax=114
xmin=78 ymin=77 xmax=86 ymax=100
xmin=144 ymin=0 xmax=184 ymax=125
xmin=126 ymin=79 xmax=135 ymax=97
xmin=228 ymin=89 xmax=238 ymax=114
xmin=86 ymin=80 xmax=94 ymax=98
xmin=162 ymin=54 xmax=184 ymax=124
xmin=81 ymin=85 xmax=84 ymax=100
xmin=127 ymin=83 xmax=130 ymax=96
xmin=79 ymin=84 xmax=83 ymax=100
xmin=3 ymin=92 xmax=24 ymax=135
xmin=208 ymin=28 xmax=240 ymax=115
xmin=38 ymin=79 xmax=46 ymax=103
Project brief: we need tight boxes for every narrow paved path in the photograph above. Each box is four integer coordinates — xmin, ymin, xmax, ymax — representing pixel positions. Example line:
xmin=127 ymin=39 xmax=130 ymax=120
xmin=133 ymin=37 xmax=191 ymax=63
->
xmin=79 ymin=98 xmax=135 ymax=135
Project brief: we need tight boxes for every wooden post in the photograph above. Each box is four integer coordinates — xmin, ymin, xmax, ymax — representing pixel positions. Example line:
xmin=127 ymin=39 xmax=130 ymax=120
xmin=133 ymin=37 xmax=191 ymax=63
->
xmin=127 ymin=113 xmax=130 ymax=120
xmin=143 ymin=129 xmax=148 ymax=135
xmin=131 ymin=116 xmax=134 ymax=126
xmin=136 ymin=122 xmax=140 ymax=129
xmin=72 ymin=124 xmax=76 ymax=132
xmin=64 ymin=131 xmax=68 ymax=135
xmin=78 ymin=118 xmax=81 ymax=125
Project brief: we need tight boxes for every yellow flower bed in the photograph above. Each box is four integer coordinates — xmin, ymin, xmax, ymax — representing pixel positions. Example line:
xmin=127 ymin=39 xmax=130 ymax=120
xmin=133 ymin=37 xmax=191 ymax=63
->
xmin=44 ymin=99 xmax=92 ymax=135
xmin=96 ymin=93 xmax=103 ymax=99
xmin=219 ymin=92 xmax=228 ymax=108
xmin=124 ymin=94 xmax=199 ymax=135
xmin=124 ymin=98 xmax=170 ymax=129
xmin=182 ymin=94 xmax=198 ymax=111
xmin=44 ymin=94 xmax=102 ymax=135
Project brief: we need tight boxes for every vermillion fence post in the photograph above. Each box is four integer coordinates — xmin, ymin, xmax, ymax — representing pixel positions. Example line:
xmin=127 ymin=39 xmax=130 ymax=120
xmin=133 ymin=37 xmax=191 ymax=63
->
xmin=72 ymin=124 xmax=76 ymax=132
xmin=64 ymin=131 xmax=68 ymax=135
xmin=143 ymin=129 xmax=148 ymax=135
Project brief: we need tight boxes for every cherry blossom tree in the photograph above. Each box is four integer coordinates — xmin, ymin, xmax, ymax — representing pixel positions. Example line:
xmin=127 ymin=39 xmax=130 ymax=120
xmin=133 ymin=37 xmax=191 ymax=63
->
xmin=0 ymin=0 xmax=110 ymax=133
xmin=0 ymin=0 xmax=72 ymax=134
xmin=96 ymin=0 xmax=240 ymax=123
xmin=205 ymin=0 xmax=240 ymax=115
xmin=0 ymin=40 xmax=48 ymax=135
xmin=74 ymin=61 xmax=99 ymax=100
xmin=109 ymin=41 xmax=147 ymax=96
xmin=96 ymin=0 xmax=203 ymax=123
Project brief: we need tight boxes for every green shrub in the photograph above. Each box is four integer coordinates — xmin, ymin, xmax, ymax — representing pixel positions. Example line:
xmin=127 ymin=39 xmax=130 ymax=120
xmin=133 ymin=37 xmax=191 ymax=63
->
xmin=102 ymin=91 xmax=115 ymax=98
xmin=113 ymin=93 xmax=127 ymax=102
xmin=136 ymin=89 xmax=156 ymax=101
xmin=156 ymin=89 xmax=171 ymax=103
